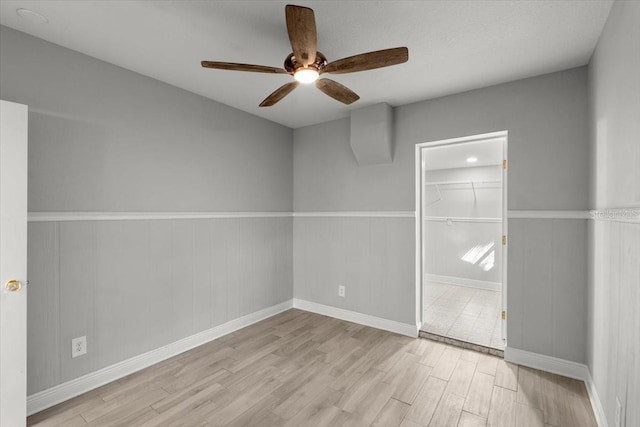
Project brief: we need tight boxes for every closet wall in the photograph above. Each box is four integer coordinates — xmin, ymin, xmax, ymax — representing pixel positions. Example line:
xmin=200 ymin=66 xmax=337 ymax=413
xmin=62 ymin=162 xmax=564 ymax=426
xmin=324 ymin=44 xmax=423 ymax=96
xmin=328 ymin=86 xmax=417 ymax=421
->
xmin=423 ymin=165 xmax=502 ymax=289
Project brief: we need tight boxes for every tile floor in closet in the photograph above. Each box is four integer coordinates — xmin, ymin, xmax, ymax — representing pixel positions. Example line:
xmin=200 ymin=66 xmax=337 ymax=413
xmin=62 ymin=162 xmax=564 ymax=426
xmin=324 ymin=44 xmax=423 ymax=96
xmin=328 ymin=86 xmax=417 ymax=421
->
xmin=423 ymin=282 xmax=504 ymax=350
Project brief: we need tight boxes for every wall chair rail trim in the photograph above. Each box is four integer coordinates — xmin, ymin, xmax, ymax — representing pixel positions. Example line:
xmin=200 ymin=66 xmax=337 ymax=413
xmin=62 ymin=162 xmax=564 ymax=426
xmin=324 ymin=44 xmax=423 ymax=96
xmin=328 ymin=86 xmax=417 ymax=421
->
xmin=293 ymin=211 xmax=415 ymax=218
xmin=507 ymin=210 xmax=591 ymax=219
xmin=27 ymin=212 xmax=294 ymax=222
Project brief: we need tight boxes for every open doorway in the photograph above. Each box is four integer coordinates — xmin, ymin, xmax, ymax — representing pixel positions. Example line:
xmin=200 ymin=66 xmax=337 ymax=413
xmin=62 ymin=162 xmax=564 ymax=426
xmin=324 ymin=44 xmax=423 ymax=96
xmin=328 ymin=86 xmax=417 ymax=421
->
xmin=416 ymin=132 xmax=507 ymax=353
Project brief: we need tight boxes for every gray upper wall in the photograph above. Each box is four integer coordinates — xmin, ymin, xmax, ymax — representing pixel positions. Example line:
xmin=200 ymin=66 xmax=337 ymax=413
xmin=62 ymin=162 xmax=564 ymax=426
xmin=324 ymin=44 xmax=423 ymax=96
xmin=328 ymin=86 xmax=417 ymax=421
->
xmin=0 ymin=26 xmax=293 ymax=212
xmin=588 ymin=1 xmax=640 ymax=210
xmin=294 ymin=67 xmax=589 ymax=212
xmin=587 ymin=1 xmax=640 ymax=426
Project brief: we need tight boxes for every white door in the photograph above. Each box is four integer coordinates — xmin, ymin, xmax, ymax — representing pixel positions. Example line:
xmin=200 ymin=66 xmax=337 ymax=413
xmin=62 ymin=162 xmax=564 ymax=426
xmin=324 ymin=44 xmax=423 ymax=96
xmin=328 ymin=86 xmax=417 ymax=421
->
xmin=0 ymin=100 xmax=28 ymax=427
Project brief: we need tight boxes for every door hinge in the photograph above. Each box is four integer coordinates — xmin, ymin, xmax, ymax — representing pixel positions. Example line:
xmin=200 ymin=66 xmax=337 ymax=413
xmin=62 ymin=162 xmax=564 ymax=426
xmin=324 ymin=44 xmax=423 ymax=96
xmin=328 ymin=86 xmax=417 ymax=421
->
xmin=503 ymin=159 xmax=507 ymax=169
xmin=502 ymin=311 xmax=506 ymax=320
xmin=502 ymin=235 xmax=507 ymax=245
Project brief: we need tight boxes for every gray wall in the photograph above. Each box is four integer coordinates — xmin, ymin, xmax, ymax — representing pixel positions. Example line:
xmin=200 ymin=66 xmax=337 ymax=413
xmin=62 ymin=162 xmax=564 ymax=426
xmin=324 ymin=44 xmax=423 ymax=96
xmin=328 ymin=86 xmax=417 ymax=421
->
xmin=587 ymin=2 xmax=640 ymax=426
xmin=0 ymin=27 xmax=294 ymax=394
xmin=0 ymin=26 xmax=292 ymax=213
xmin=294 ymin=68 xmax=590 ymax=359
xmin=294 ymin=67 xmax=589 ymax=212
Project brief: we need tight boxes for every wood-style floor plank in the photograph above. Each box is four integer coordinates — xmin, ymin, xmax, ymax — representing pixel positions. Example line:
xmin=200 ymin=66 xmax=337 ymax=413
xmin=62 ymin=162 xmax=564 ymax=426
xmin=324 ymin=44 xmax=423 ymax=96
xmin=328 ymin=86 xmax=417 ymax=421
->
xmin=445 ymin=359 xmax=477 ymax=397
xmin=371 ymin=398 xmax=410 ymax=427
xmin=462 ymin=371 xmax=494 ymax=418
xmin=516 ymin=366 xmax=544 ymax=410
xmin=430 ymin=347 xmax=462 ymax=380
xmin=495 ymin=360 xmax=519 ymax=391
xmin=428 ymin=392 xmax=465 ymax=426
xmin=487 ymin=385 xmax=517 ymax=427
xmin=476 ymin=353 xmax=499 ymax=376
xmin=404 ymin=375 xmax=448 ymax=426
xmin=515 ymin=403 xmax=545 ymax=427
xmin=383 ymin=352 xmax=432 ymax=404
xmin=282 ymin=386 xmax=342 ymax=427
xmin=457 ymin=411 xmax=487 ymax=427
xmin=27 ymin=309 xmax=598 ymax=427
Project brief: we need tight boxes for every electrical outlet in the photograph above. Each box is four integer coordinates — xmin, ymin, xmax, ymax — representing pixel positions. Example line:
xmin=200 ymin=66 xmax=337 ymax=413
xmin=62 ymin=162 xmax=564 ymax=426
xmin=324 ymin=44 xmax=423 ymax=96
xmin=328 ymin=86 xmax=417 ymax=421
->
xmin=71 ymin=336 xmax=87 ymax=358
xmin=615 ymin=397 xmax=624 ymax=427
xmin=338 ymin=285 xmax=345 ymax=297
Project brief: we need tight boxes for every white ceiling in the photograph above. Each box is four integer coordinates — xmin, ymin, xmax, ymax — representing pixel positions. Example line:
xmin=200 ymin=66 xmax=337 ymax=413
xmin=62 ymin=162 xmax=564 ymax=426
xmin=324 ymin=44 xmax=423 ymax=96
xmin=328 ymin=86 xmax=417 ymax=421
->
xmin=0 ymin=1 xmax=612 ymax=129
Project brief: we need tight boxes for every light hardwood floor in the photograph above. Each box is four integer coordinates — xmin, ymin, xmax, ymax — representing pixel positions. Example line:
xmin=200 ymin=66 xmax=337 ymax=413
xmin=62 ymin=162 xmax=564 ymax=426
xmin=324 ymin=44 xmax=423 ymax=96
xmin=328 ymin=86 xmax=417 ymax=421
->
xmin=28 ymin=309 xmax=597 ymax=427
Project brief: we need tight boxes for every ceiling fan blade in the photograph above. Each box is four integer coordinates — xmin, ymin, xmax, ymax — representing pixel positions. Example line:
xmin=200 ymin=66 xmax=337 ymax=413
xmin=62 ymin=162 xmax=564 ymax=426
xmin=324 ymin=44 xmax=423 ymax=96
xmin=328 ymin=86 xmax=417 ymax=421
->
xmin=315 ymin=79 xmax=360 ymax=105
xmin=322 ymin=47 xmax=408 ymax=74
xmin=201 ymin=61 xmax=289 ymax=74
xmin=259 ymin=81 xmax=300 ymax=107
xmin=285 ymin=5 xmax=317 ymax=67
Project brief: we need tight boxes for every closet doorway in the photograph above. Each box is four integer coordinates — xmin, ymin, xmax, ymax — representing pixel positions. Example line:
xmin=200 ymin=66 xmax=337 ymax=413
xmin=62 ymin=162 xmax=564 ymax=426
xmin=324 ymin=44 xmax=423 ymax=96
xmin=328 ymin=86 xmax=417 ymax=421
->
xmin=416 ymin=132 xmax=507 ymax=352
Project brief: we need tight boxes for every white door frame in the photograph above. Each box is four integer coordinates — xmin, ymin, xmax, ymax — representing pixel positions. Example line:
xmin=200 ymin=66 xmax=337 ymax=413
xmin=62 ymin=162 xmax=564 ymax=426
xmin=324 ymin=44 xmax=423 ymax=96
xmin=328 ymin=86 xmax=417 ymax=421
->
xmin=414 ymin=130 xmax=508 ymax=343
xmin=0 ymin=100 xmax=29 ymax=426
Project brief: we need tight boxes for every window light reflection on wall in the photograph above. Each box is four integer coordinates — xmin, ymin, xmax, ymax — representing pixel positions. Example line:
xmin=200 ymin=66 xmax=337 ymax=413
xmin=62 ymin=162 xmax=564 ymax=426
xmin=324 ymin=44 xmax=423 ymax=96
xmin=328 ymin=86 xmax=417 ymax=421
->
xmin=461 ymin=241 xmax=496 ymax=271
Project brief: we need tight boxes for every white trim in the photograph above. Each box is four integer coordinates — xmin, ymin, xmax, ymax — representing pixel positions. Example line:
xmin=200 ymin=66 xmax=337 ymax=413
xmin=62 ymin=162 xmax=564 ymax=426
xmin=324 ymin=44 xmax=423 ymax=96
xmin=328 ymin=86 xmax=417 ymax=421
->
xmin=504 ymin=346 xmax=588 ymax=380
xmin=26 ymin=300 xmax=293 ymax=416
xmin=501 ymin=137 xmax=508 ymax=343
xmin=293 ymin=298 xmax=418 ymax=338
xmin=417 ymin=131 xmax=508 ymax=147
xmin=28 ymin=211 xmax=419 ymax=222
xmin=425 ymin=274 xmax=501 ymax=291
xmin=590 ymin=208 xmax=640 ymax=223
xmin=28 ymin=209 xmax=638 ymax=223
xmin=416 ymin=130 xmax=509 ymax=343
xmin=293 ymin=211 xmax=415 ymax=218
xmin=503 ymin=209 xmax=640 ymax=223
xmin=508 ymin=210 xmax=591 ymax=219
xmin=504 ymin=347 xmax=607 ymax=427
xmin=584 ymin=371 xmax=609 ymax=427
xmin=423 ymin=216 xmax=502 ymax=223
xmin=415 ymin=143 xmax=423 ymax=333
xmin=28 ymin=211 xmax=293 ymax=222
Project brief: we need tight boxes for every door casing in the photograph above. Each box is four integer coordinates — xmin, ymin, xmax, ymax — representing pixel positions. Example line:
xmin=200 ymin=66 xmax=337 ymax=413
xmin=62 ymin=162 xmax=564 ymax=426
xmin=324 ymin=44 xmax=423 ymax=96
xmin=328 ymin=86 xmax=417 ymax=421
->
xmin=414 ymin=130 xmax=508 ymax=343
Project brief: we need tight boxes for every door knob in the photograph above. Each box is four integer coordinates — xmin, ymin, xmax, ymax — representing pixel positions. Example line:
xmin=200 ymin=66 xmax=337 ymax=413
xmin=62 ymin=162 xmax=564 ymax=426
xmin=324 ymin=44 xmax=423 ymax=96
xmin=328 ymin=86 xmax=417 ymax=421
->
xmin=4 ymin=279 xmax=22 ymax=292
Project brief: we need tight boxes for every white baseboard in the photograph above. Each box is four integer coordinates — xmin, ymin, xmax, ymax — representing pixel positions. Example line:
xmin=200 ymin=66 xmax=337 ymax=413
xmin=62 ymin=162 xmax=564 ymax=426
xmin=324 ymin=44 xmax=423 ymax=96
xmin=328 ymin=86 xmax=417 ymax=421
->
xmin=584 ymin=371 xmax=609 ymax=427
xmin=27 ymin=300 xmax=293 ymax=416
xmin=425 ymin=274 xmax=501 ymax=291
xmin=293 ymin=298 xmax=418 ymax=338
xmin=504 ymin=347 xmax=608 ymax=427
xmin=504 ymin=346 xmax=589 ymax=380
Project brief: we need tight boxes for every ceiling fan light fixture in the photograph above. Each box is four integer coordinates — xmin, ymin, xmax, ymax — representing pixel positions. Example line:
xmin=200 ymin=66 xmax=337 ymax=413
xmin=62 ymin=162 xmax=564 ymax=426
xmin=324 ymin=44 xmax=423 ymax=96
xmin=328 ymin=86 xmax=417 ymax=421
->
xmin=201 ymin=5 xmax=408 ymax=106
xmin=294 ymin=68 xmax=319 ymax=84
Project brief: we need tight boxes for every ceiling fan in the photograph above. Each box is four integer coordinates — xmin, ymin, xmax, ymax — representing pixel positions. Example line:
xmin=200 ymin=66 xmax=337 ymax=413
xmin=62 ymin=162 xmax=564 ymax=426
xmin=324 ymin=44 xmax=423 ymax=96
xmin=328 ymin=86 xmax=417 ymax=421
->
xmin=201 ymin=4 xmax=409 ymax=107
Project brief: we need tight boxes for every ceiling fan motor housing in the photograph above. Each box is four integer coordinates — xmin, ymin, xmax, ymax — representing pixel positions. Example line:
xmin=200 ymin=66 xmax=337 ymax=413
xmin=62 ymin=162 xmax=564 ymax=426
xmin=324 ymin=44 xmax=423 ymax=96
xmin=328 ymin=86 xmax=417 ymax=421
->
xmin=284 ymin=51 xmax=327 ymax=74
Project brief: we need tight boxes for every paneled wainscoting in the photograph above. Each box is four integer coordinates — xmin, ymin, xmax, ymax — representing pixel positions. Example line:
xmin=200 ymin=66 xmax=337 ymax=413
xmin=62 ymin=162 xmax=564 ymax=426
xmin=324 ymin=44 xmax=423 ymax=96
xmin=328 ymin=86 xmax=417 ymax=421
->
xmin=27 ymin=309 xmax=597 ymax=427
xmin=27 ymin=215 xmax=293 ymax=396
xmin=293 ymin=215 xmax=416 ymax=326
